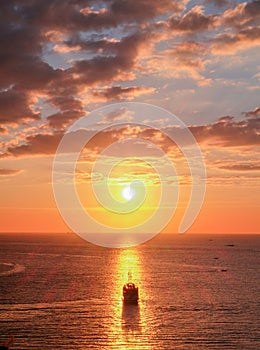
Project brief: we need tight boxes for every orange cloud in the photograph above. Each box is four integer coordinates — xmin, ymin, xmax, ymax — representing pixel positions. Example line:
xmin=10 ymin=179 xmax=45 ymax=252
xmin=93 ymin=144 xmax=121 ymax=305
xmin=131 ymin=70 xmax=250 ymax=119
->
xmin=218 ymin=163 xmax=260 ymax=171
xmin=0 ymin=126 xmax=7 ymax=134
xmin=222 ymin=1 xmax=260 ymax=28
xmin=169 ymin=6 xmax=218 ymax=33
xmin=0 ymin=168 xmax=21 ymax=176
xmin=148 ymin=40 xmax=210 ymax=83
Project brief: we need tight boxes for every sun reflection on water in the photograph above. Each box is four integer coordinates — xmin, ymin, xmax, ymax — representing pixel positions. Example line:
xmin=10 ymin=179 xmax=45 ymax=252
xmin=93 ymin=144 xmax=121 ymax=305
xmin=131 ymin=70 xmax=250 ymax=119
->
xmin=109 ymin=248 xmax=152 ymax=349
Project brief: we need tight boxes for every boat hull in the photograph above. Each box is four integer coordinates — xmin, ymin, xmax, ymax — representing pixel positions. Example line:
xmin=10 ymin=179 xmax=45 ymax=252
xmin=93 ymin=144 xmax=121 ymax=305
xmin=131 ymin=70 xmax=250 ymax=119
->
xmin=122 ymin=283 xmax=138 ymax=304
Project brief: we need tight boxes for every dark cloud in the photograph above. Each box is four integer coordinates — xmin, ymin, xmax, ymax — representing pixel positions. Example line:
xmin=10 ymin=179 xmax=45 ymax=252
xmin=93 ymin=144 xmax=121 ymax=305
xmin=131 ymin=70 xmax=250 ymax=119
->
xmin=0 ymin=88 xmax=40 ymax=124
xmin=47 ymin=110 xmax=86 ymax=129
xmin=0 ymin=19 xmax=59 ymax=90
xmin=217 ymin=116 xmax=234 ymax=122
xmin=5 ymin=132 xmax=64 ymax=157
xmin=244 ymin=107 xmax=260 ymax=118
xmin=9 ymin=0 xmax=182 ymax=34
xmin=110 ymin=0 xmax=184 ymax=21
xmin=244 ymin=0 xmax=260 ymax=18
xmin=66 ymin=31 xmax=152 ymax=86
xmin=46 ymin=95 xmax=86 ymax=128
xmin=223 ymin=1 xmax=260 ymax=28
xmin=92 ymin=86 xmax=155 ymax=101
xmin=211 ymin=26 xmax=260 ymax=54
xmin=190 ymin=114 xmax=260 ymax=147
xmin=48 ymin=95 xmax=83 ymax=112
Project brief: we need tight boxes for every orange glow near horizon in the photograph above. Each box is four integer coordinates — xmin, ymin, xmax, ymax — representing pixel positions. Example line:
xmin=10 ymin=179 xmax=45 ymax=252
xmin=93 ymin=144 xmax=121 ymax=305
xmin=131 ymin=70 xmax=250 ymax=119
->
xmin=0 ymin=149 xmax=259 ymax=234
xmin=0 ymin=185 xmax=259 ymax=234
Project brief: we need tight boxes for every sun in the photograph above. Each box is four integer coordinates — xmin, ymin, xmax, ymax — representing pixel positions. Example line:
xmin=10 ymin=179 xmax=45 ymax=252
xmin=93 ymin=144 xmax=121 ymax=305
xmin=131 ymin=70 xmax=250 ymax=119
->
xmin=122 ymin=185 xmax=135 ymax=201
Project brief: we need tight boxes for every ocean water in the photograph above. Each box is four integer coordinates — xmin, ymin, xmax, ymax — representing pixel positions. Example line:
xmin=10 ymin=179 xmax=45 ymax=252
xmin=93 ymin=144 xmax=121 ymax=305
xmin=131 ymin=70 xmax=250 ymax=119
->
xmin=0 ymin=233 xmax=259 ymax=349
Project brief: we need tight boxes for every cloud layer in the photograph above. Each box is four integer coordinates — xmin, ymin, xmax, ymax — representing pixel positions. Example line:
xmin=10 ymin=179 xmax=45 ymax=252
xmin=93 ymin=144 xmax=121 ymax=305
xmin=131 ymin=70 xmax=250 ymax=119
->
xmin=0 ymin=0 xmax=259 ymax=162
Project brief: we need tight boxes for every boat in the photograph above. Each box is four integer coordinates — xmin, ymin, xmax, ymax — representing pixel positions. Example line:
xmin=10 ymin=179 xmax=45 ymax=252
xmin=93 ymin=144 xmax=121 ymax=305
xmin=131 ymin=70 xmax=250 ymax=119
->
xmin=122 ymin=282 xmax=139 ymax=304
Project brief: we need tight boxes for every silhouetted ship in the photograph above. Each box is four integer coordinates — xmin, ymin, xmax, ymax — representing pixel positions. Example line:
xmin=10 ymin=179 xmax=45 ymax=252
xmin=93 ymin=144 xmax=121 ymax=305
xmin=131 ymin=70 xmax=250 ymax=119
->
xmin=122 ymin=282 xmax=139 ymax=304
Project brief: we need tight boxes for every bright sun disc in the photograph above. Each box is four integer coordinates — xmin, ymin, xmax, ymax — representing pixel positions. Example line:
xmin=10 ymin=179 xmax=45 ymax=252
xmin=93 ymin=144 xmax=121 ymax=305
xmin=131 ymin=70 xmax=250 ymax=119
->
xmin=122 ymin=185 xmax=135 ymax=201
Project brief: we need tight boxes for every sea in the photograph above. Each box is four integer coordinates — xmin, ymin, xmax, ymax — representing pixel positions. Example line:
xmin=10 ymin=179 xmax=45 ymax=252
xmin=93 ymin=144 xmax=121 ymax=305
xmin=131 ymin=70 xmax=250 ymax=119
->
xmin=0 ymin=233 xmax=259 ymax=349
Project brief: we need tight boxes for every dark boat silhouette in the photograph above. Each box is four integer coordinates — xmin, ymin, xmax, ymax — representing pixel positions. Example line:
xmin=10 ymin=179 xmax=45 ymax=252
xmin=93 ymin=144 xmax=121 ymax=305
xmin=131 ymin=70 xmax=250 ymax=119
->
xmin=122 ymin=282 xmax=139 ymax=304
xmin=122 ymin=272 xmax=138 ymax=304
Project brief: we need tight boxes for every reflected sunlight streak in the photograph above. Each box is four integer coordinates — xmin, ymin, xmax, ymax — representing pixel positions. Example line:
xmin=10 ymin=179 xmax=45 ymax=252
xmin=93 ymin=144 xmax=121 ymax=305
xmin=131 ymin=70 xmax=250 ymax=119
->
xmin=109 ymin=248 xmax=152 ymax=349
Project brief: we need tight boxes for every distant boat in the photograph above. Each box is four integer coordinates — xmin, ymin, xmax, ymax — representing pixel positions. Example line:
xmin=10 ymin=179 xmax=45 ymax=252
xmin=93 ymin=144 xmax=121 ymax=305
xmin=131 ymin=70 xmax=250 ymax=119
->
xmin=122 ymin=282 xmax=139 ymax=304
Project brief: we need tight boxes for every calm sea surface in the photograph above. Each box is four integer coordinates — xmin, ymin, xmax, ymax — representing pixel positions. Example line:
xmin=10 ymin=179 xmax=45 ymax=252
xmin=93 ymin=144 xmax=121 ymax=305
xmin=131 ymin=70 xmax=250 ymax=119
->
xmin=0 ymin=233 xmax=259 ymax=349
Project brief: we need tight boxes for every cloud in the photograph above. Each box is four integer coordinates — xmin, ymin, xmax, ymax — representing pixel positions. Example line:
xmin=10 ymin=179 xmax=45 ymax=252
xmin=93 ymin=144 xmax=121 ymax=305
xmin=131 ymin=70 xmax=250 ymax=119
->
xmin=5 ymin=132 xmax=64 ymax=158
xmin=110 ymin=0 xmax=185 ymax=21
xmin=169 ymin=6 xmax=218 ymax=33
xmin=47 ymin=95 xmax=83 ymax=112
xmin=243 ymin=107 xmax=260 ymax=118
xmin=0 ymin=126 xmax=8 ymax=134
xmin=211 ymin=26 xmax=260 ymax=55
xmin=0 ymin=168 xmax=21 ymax=176
xmin=47 ymin=110 xmax=86 ymax=129
xmin=0 ymin=88 xmax=40 ymax=124
xmin=222 ymin=1 xmax=260 ymax=28
xmin=65 ymin=31 xmax=153 ymax=86
xmin=100 ymin=108 xmax=133 ymax=123
xmin=149 ymin=41 xmax=211 ymax=84
xmin=219 ymin=163 xmax=260 ymax=171
xmin=0 ymin=21 xmax=59 ymax=92
xmin=45 ymin=93 xmax=86 ymax=129
xmin=92 ymin=86 xmax=155 ymax=101
xmin=189 ymin=112 xmax=260 ymax=147
xmin=0 ymin=0 xmax=259 ymax=142
xmin=0 ymin=2 xmax=142 ymax=129
xmin=32 ymin=0 xmax=184 ymax=33
xmin=3 ymin=107 xmax=260 ymax=158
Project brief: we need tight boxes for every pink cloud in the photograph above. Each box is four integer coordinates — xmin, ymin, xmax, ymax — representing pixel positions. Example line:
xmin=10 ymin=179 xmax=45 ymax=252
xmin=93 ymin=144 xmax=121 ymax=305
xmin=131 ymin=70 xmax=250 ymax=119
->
xmin=211 ymin=26 xmax=260 ymax=55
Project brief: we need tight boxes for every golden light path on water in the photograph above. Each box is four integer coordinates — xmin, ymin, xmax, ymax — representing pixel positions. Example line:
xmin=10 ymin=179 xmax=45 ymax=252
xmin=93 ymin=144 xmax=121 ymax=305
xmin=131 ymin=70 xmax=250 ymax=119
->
xmin=108 ymin=248 xmax=153 ymax=349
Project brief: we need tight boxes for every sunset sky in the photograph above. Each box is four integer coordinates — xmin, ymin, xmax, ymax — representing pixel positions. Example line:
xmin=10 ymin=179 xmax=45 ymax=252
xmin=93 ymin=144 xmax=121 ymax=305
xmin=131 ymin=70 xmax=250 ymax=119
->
xmin=0 ymin=0 xmax=259 ymax=235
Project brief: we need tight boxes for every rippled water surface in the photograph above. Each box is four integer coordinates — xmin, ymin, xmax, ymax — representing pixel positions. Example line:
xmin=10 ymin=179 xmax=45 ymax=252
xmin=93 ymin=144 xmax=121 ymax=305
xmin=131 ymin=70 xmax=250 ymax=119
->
xmin=0 ymin=233 xmax=259 ymax=349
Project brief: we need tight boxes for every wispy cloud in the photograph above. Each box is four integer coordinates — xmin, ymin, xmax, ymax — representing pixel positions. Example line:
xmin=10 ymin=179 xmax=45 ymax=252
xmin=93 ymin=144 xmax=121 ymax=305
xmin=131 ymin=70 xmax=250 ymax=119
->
xmin=0 ymin=168 xmax=21 ymax=176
